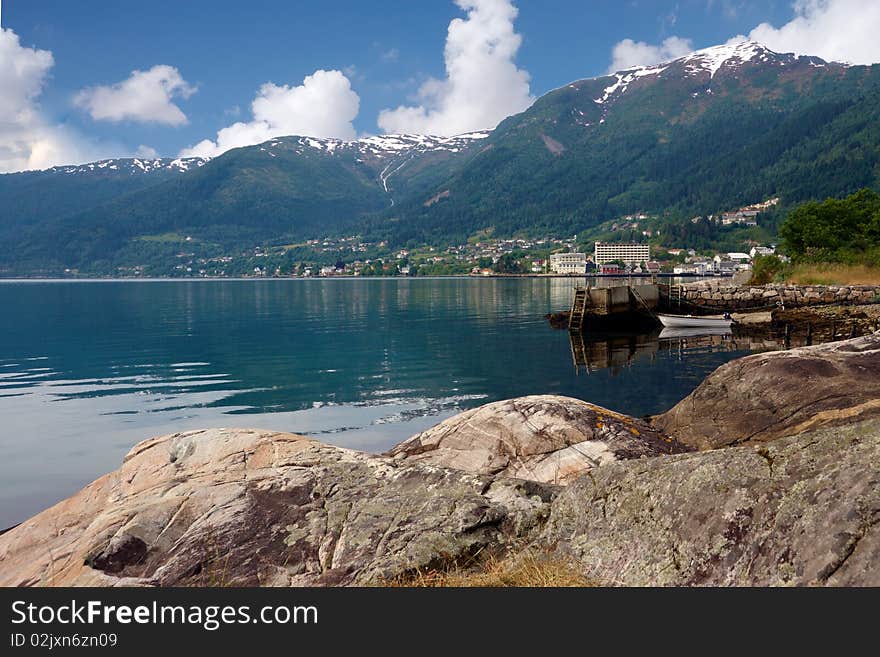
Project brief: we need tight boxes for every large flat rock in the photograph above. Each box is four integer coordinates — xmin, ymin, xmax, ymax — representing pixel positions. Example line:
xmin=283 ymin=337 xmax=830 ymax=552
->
xmin=543 ymin=418 xmax=880 ymax=586
xmin=653 ymin=332 xmax=880 ymax=449
xmin=387 ymin=395 xmax=689 ymax=484
xmin=0 ymin=428 xmax=555 ymax=587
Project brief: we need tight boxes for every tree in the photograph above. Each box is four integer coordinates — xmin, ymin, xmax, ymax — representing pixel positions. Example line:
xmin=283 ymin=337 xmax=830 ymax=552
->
xmin=780 ymin=188 xmax=880 ymax=262
xmin=493 ymin=253 xmax=522 ymax=274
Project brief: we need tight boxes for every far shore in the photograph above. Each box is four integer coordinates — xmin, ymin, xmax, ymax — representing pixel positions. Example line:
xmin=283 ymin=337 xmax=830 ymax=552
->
xmin=0 ymin=273 xmax=725 ymax=282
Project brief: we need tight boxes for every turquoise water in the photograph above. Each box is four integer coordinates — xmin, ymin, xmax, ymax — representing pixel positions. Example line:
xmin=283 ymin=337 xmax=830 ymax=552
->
xmin=0 ymin=278 xmax=748 ymax=526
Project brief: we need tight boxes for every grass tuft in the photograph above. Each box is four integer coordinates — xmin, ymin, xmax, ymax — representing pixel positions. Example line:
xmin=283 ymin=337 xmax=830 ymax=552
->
xmin=384 ymin=551 xmax=595 ymax=588
xmin=787 ymin=263 xmax=880 ymax=286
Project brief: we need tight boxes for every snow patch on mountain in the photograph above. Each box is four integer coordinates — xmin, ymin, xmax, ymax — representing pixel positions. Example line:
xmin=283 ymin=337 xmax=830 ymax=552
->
xmin=681 ymin=41 xmax=767 ymax=79
xmin=50 ymin=158 xmax=209 ymax=176
xmin=594 ymin=64 xmax=668 ymax=105
xmin=271 ymin=132 xmax=490 ymax=159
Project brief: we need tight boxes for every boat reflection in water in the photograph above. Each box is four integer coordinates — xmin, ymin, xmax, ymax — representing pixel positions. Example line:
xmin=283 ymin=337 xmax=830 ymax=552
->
xmin=658 ymin=326 xmax=733 ymax=339
xmin=568 ymin=325 xmax=827 ymax=375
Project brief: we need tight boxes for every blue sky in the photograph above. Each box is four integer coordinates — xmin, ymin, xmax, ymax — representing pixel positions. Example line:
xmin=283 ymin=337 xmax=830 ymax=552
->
xmin=1 ymin=0 xmax=877 ymax=170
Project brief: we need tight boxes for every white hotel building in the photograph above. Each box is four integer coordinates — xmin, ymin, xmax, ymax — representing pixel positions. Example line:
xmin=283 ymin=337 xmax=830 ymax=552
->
xmin=594 ymin=242 xmax=651 ymax=266
xmin=549 ymin=252 xmax=587 ymax=274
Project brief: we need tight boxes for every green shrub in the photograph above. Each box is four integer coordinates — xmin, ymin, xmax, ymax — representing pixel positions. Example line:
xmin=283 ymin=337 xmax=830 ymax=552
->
xmin=749 ymin=254 xmax=787 ymax=285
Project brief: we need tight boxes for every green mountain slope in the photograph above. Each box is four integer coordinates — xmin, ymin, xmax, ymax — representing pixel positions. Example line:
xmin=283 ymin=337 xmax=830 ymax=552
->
xmin=375 ymin=41 xmax=880 ymax=245
xmin=0 ymin=135 xmax=486 ymax=274
xmin=0 ymin=158 xmax=206 ymax=234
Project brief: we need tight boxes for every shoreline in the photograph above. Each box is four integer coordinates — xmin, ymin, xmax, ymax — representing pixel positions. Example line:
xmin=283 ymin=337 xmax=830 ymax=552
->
xmin=0 ymin=273 xmax=725 ymax=282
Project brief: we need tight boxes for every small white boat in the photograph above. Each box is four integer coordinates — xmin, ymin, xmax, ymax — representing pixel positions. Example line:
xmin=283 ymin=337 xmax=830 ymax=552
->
xmin=658 ymin=313 xmax=733 ymax=329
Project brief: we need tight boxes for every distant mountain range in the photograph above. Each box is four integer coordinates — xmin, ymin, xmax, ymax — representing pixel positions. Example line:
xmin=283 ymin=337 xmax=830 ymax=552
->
xmin=1 ymin=41 xmax=879 ymax=275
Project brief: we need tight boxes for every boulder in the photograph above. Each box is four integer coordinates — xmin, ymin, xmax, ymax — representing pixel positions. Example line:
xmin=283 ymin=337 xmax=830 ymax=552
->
xmin=0 ymin=428 xmax=555 ymax=587
xmin=388 ymin=395 xmax=688 ymax=485
xmin=542 ymin=418 xmax=880 ymax=586
xmin=653 ymin=332 xmax=880 ymax=450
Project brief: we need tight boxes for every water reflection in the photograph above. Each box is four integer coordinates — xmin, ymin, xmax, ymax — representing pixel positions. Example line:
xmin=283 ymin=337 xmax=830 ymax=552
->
xmin=566 ymin=322 xmax=843 ymax=376
xmin=0 ymin=279 xmax=754 ymax=527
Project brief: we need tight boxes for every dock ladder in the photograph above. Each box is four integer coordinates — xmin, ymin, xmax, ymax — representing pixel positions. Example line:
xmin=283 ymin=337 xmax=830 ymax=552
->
xmin=569 ymin=286 xmax=589 ymax=332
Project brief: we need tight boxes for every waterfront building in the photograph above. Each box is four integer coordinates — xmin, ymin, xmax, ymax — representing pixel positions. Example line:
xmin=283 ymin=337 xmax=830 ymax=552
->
xmin=594 ymin=242 xmax=651 ymax=265
xmin=549 ymin=252 xmax=587 ymax=274
xmin=727 ymin=252 xmax=752 ymax=262
xmin=691 ymin=260 xmax=712 ymax=276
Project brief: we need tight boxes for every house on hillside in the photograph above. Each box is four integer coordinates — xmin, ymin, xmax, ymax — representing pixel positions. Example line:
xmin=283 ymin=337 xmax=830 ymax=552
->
xmin=750 ymin=246 xmax=776 ymax=258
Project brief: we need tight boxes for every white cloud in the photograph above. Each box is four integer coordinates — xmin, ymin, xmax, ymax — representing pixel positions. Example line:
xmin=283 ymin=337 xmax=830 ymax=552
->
xmin=135 ymin=145 xmax=160 ymax=158
xmin=749 ymin=0 xmax=880 ymax=64
xmin=74 ymin=65 xmax=196 ymax=126
xmin=180 ymin=69 xmax=360 ymax=158
xmin=0 ymin=27 xmax=108 ymax=172
xmin=609 ymin=1 xmax=880 ymax=74
xmin=377 ymin=0 xmax=534 ymax=136
xmin=607 ymin=36 xmax=694 ymax=73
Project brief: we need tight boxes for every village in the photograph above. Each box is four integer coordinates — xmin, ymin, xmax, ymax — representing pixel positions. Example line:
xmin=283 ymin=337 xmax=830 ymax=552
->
xmin=153 ymin=236 xmax=775 ymax=279
xmin=150 ymin=232 xmax=779 ymax=279
xmin=113 ymin=199 xmax=784 ymax=278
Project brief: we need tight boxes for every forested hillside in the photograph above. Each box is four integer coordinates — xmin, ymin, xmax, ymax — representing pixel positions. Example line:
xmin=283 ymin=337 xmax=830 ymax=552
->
xmin=372 ymin=42 xmax=880 ymax=246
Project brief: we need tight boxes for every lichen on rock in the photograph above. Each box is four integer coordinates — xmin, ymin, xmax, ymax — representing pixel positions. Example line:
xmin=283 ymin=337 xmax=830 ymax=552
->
xmin=388 ymin=395 xmax=689 ymax=484
xmin=0 ymin=429 xmax=556 ymax=587
xmin=653 ymin=332 xmax=880 ymax=449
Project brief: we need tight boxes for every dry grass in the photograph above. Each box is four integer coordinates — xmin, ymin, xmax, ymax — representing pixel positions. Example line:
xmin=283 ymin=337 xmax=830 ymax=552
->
xmin=787 ymin=263 xmax=880 ymax=286
xmin=385 ymin=551 xmax=595 ymax=588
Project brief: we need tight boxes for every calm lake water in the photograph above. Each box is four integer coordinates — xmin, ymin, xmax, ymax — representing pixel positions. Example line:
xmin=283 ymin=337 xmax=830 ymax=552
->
xmin=0 ymin=278 xmax=750 ymax=527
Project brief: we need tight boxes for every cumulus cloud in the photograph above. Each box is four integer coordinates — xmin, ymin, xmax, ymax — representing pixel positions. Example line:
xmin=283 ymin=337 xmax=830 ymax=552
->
xmin=377 ymin=0 xmax=534 ymax=136
xmin=609 ymin=1 xmax=880 ymax=74
xmin=607 ymin=36 xmax=694 ymax=73
xmin=0 ymin=27 xmax=107 ymax=172
xmin=180 ymin=69 xmax=360 ymax=158
xmin=135 ymin=145 xmax=160 ymax=158
xmin=749 ymin=0 xmax=880 ymax=64
xmin=74 ymin=65 xmax=196 ymax=125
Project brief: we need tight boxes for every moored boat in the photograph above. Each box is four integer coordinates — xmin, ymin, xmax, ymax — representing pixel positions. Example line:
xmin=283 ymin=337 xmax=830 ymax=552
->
xmin=658 ymin=313 xmax=734 ymax=329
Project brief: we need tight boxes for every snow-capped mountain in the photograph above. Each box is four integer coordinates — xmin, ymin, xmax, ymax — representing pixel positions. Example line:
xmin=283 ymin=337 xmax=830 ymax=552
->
xmin=256 ymin=132 xmax=490 ymax=192
xmin=584 ymin=41 xmax=841 ymax=115
xmin=46 ymin=157 xmax=210 ymax=176
xmin=260 ymin=132 xmax=490 ymax=159
xmin=394 ymin=38 xmax=877 ymax=241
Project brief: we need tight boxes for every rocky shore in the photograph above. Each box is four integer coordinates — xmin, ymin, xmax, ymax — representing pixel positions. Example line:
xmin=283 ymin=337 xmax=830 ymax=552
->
xmin=1 ymin=333 xmax=879 ymax=587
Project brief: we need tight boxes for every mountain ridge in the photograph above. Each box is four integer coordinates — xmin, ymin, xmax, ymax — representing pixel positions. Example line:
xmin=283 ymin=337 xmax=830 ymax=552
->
xmin=1 ymin=40 xmax=879 ymax=274
xmin=374 ymin=40 xmax=877 ymax=244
